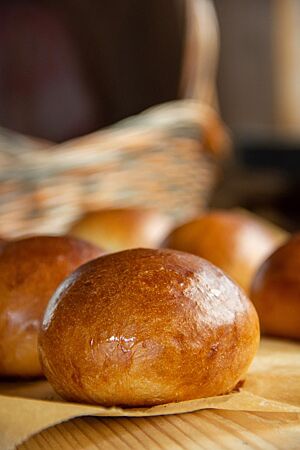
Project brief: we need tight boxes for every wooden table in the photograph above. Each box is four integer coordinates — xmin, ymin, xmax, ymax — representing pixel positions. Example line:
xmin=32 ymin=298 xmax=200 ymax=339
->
xmin=19 ymin=409 xmax=300 ymax=449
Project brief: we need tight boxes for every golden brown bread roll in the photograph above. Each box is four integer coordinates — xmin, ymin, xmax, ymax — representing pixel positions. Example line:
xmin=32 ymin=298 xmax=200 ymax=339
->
xmin=39 ymin=248 xmax=259 ymax=407
xmin=163 ymin=209 xmax=288 ymax=293
xmin=0 ymin=236 xmax=103 ymax=378
xmin=69 ymin=208 xmax=172 ymax=251
xmin=251 ymin=234 xmax=300 ymax=339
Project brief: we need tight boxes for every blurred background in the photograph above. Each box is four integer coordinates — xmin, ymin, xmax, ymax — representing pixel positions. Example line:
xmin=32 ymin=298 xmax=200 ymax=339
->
xmin=213 ymin=0 xmax=300 ymax=231
xmin=0 ymin=0 xmax=299 ymax=236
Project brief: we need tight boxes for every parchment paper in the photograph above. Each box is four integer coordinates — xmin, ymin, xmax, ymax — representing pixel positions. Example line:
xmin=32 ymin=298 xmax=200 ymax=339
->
xmin=0 ymin=338 xmax=299 ymax=450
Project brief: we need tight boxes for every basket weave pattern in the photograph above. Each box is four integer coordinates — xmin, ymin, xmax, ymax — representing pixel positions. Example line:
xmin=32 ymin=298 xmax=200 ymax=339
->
xmin=0 ymin=100 xmax=227 ymax=238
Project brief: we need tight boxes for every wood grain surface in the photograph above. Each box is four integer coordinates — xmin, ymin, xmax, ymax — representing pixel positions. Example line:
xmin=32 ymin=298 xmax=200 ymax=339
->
xmin=19 ymin=410 xmax=300 ymax=450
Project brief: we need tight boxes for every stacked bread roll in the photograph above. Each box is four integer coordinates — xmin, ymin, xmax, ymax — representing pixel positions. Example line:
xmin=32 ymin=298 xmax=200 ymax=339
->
xmin=251 ymin=234 xmax=300 ymax=340
xmin=39 ymin=248 xmax=259 ymax=406
xmin=0 ymin=236 xmax=103 ymax=377
xmin=69 ymin=208 xmax=172 ymax=252
xmin=163 ymin=209 xmax=288 ymax=294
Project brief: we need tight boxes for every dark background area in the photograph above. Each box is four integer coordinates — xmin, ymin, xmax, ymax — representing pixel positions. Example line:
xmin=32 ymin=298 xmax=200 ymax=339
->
xmin=0 ymin=0 xmax=299 ymax=231
xmin=0 ymin=0 xmax=185 ymax=142
xmin=212 ymin=0 xmax=300 ymax=232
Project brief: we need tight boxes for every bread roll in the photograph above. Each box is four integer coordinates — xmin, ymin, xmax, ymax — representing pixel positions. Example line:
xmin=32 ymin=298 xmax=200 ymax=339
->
xmin=0 ymin=236 xmax=103 ymax=377
xmin=251 ymin=234 xmax=300 ymax=339
xmin=69 ymin=208 xmax=172 ymax=251
xmin=163 ymin=209 xmax=288 ymax=293
xmin=39 ymin=248 xmax=259 ymax=407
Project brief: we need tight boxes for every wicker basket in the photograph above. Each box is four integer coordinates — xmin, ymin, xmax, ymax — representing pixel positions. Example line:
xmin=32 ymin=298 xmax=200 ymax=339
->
xmin=0 ymin=100 xmax=228 ymax=238
xmin=0 ymin=1 xmax=229 ymax=239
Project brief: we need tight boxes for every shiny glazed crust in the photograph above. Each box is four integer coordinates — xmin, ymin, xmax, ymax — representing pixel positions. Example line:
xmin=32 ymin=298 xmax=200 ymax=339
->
xmin=0 ymin=236 xmax=103 ymax=377
xmin=163 ymin=210 xmax=287 ymax=293
xmin=69 ymin=208 xmax=172 ymax=251
xmin=39 ymin=248 xmax=259 ymax=406
xmin=251 ymin=234 xmax=300 ymax=339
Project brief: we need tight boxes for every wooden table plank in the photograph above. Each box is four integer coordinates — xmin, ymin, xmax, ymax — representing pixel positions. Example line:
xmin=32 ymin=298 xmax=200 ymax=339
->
xmin=19 ymin=410 xmax=300 ymax=450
